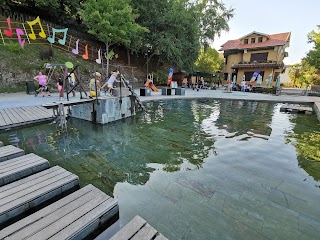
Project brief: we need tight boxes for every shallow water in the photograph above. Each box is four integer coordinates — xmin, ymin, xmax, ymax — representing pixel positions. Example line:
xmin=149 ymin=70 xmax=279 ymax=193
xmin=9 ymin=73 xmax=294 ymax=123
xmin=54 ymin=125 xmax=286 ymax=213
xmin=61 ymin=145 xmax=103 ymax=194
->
xmin=1 ymin=99 xmax=320 ymax=239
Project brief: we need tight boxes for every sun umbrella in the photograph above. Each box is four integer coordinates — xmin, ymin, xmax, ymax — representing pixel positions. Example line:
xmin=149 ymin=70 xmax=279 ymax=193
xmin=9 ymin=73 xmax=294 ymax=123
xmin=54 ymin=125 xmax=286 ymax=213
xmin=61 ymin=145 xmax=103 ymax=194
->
xmin=275 ymin=75 xmax=281 ymax=88
xmin=250 ymin=70 xmax=260 ymax=84
xmin=256 ymin=74 xmax=262 ymax=85
xmin=232 ymin=75 xmax=237 ymax=84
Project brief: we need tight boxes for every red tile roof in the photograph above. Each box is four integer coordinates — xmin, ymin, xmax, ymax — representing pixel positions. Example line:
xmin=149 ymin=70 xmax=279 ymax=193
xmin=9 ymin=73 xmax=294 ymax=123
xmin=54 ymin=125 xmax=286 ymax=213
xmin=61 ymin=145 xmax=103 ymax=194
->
xmin=219 ymin=32 xmax=291 ymax=51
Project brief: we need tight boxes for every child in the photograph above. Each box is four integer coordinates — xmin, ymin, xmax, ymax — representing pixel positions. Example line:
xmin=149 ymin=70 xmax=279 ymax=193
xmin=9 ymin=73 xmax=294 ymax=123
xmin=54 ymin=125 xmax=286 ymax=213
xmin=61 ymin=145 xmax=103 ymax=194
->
xmin=57 ymin=78 xmax=64 ymax=101
xmin=69 ymin=73 xmax=76 ymax=97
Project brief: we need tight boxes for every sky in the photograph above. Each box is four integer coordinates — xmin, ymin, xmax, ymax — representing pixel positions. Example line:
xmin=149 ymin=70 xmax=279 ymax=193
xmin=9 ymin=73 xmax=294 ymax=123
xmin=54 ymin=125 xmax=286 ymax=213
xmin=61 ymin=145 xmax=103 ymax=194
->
xmin=212 ymin=0 xmax=320 ymax=65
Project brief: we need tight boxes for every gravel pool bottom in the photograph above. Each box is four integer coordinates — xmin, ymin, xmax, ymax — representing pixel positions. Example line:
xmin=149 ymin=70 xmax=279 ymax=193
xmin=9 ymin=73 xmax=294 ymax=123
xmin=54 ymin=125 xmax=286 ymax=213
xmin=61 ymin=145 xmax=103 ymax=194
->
xmin=1 ymin=99 xmax=320 ymax=239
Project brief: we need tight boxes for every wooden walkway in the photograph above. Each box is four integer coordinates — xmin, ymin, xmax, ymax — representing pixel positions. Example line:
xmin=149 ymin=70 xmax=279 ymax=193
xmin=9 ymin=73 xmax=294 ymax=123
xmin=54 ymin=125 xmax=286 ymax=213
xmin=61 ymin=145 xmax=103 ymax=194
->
xmin=280 ymin=104 xmax=313 ymax=114
xmin=0 ymin=106 xmax=53 ymax=130
xmin=0 ymin=142 xmax=120 ymax=238
xmin=0 ymin=153 xmax=49 ymax=187
xmin=110 ymin=215 xmax=168 ymax=240
xmin=0 ymin=145 xmax=24 ymax=162
xmin=0 ymin=166 xmax=79 ymax=226
xmin=0 ymin=184 xmax=118 ymax=240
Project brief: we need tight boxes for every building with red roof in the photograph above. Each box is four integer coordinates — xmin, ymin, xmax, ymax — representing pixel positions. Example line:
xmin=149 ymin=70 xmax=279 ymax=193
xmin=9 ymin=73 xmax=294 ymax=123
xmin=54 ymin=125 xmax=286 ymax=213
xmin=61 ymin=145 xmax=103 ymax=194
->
xmin=219 ymin=31 xmax=291 ymax=86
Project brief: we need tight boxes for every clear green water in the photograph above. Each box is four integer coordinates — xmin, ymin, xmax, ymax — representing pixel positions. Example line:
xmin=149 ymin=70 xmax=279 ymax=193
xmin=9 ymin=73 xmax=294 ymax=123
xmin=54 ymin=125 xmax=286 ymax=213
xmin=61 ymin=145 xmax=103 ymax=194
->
xmin=1 ymin=99 xmax=320 ymax=239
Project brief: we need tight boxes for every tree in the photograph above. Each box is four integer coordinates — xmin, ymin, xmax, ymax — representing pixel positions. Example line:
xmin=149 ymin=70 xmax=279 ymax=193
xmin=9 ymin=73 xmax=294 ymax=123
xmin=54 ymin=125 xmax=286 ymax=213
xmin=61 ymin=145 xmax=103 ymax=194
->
xmin=195 ymin=46 xmax=223 ymax=73
xmin=80 ymin=0 xmax=147 ymax=74
xmin=289 ymin=60 xmax=320 ymax=88
xmin=195 ymin=0 xmax=234 ymax=45
xmin=132 ymin=0 xmax=201 ymax=72
xmin=305 ymin=26 xmax=320 ymax=70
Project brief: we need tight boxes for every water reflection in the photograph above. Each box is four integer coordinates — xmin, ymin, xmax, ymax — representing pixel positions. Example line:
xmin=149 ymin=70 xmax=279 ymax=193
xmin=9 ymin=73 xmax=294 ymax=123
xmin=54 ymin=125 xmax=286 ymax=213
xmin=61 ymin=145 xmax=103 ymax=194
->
xmin=1 ymin=99 xmax=318 ymax=196
xmin=286 ymin=112 xmax=320 ymax=181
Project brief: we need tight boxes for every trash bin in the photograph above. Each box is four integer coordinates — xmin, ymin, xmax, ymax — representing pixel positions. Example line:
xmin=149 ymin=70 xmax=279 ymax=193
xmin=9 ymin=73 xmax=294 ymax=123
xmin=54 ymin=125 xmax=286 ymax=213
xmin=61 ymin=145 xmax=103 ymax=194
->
xmin=26 ymin=81 xmax=36 ymax=94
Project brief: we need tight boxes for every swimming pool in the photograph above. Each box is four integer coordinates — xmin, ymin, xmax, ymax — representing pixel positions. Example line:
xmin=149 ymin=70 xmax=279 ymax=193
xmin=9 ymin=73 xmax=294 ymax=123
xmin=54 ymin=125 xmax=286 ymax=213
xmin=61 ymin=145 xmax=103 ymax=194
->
xmin=0 ymin=99 xmax=319 ymax=239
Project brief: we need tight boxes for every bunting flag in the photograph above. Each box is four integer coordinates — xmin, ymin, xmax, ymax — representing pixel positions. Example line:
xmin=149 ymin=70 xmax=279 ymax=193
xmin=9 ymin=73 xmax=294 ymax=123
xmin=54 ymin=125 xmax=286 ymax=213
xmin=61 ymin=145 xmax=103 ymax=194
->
xmin=250 ymin=70 xmax=260 ymax=84
xmin=167 ymin=67 xmax=174 ymax=86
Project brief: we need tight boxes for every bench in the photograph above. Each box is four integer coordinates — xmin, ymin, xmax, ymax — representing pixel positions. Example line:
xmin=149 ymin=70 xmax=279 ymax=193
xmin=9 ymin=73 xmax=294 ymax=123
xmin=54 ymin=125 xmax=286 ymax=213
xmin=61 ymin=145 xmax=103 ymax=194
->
xmin=0 ymin=184 xmax=118 ymax=239
xmin=110 ymin=215 xmax=168 ymax=240
xmin=0 ymin=145 xmax=25 ymax=162
xmin=0 ymin=153 xmax=49 ymax=187
xmin=0 ymin=166 xmax=79 ymax=226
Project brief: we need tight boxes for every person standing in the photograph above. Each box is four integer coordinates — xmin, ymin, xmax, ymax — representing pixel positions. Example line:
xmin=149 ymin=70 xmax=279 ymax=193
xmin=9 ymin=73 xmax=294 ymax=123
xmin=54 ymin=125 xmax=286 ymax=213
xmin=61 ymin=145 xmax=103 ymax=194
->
xmin=101 ymin=70 xmax=118 ymax=96
xmin=34 ymin=71 xmax=51 ymax=97
xmin=69 ymin=73 xmax=76 ymax=97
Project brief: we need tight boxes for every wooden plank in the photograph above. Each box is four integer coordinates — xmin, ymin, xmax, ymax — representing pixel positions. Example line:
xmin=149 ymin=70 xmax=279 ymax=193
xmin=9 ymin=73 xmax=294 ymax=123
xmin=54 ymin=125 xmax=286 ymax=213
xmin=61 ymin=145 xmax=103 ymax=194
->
xmin=110 ymin=216 xmax=168 ymax=240
xmin=0 ymin=166 xmax=79 ymax=225
xmin=0 ymin=184 xmax=97 ymax=238
xmin=131 ymin=223 xmax=158 ymax=240
xmin=12 ymin=107 xmax=34 ymax=122
xmin=0 ymin=109 xmax=13 ymax=125
xmin=110 ymin=215 xmax=146 ymax=240
xmin=2 ymin=109 xmax=20 ymax=124
xmin=6 ymin=108 xmax=24 ymax=123
xmin=0 ymin=145 xmax=25 ymax=162
xmin=0 ymin=166 xmax=61 ymax=193
xmin=19 ymin=107 xmax=40 ymax=121
xmin=0 ymin=153 xmax=49 ymax=186
xmin=154 ymin=234 xmax=169 ymax=240
xmin=0 ymin=185 xmax=118 ymax=240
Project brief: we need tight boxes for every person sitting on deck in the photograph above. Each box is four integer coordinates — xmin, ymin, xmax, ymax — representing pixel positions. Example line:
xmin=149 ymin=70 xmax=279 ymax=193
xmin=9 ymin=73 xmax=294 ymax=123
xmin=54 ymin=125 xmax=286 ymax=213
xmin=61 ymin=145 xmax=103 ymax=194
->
xmin=89 ymin=72 xmax=102 ymax=98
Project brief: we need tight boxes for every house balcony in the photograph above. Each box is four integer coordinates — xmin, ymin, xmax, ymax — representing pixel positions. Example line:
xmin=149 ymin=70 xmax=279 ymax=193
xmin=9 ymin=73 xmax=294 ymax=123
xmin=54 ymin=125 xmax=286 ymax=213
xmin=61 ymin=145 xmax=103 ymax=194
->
xmin=231 ymin=61 xmax=284 ymax=69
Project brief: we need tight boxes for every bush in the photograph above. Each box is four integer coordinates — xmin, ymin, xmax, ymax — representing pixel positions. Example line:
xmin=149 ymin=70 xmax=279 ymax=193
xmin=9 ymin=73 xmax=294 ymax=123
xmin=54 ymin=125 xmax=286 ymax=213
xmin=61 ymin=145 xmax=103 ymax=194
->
xmin=5 ymin=42 xmax=24 ymax=54
xmin=153 ymin=69 xmax=168 ymax=85
xmin=40 ymin=47 xmax=54 ymax=60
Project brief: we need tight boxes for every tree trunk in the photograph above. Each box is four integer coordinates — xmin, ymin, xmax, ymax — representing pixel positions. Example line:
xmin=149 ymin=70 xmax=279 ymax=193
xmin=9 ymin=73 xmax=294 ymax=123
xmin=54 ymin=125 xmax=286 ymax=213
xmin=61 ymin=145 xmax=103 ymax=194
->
xmin=106 ymin=43 xmax=109 ymax=76
xmin=127 ymin=49 xmax=131 ymax=66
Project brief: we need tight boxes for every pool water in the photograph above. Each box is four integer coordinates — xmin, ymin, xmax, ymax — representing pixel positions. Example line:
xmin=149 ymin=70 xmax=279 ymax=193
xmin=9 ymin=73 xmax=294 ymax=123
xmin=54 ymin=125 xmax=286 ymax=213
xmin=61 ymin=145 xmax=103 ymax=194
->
xmin=1 ymin=99 xmax=320 ymax=239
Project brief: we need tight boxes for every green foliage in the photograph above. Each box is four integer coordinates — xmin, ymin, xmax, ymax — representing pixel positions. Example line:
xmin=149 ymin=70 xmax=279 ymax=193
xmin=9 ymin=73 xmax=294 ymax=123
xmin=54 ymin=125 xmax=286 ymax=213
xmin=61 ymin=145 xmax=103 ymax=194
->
xmin=195 ymin=0 xmax=234 ymax=45
xmin=80 ymin=0 xmax=147 ymax=48
xmin=153 ymin=69 xmax=168 ymax=85
xmin=289 ymin=61 xmax=320 ymax=88
xmin=305 ymin=26 xmax=320 ymax=70
xmin=4 ymin=42 xmax=24 ymax=54
xmin=195 ymin=46 xmax=223 ymax=73
xmin=132 ymin=0 xmax=201 ymax=72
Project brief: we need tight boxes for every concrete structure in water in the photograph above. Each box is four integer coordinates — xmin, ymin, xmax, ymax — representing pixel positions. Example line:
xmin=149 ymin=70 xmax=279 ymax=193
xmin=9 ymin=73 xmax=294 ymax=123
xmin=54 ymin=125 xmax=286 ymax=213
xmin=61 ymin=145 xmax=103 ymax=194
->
xmin=70 ymin=96 xmax=135 ymax=124
xmin=220 ymin=31 xmax=291 ymax=86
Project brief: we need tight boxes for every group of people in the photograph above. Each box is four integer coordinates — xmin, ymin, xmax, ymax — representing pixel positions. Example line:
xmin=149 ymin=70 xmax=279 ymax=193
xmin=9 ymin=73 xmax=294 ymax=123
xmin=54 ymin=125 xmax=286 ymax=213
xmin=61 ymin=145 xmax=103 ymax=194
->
xmin=33 ymin=69 xmax=118 ymax=99
xmin=89 ymin=70 xmax=117 ymax=97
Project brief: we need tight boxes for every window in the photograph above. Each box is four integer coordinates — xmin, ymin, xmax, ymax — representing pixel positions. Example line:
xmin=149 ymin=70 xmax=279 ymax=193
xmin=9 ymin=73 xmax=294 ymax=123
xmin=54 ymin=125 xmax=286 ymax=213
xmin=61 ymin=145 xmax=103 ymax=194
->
xmin=250 ymin=52 xmax=268 ymax=63
xmin=251 ymin=38 xmax=256 ymax=43
xmin=258 ymin=37 xmax=263 ymax=43
xmin=273 ymin=72 xmax=280 ymax=82
xmin=244 ymin=39 xmax=248 ymax=44
xmin=224 ymin=73 xmax=229 ymax=80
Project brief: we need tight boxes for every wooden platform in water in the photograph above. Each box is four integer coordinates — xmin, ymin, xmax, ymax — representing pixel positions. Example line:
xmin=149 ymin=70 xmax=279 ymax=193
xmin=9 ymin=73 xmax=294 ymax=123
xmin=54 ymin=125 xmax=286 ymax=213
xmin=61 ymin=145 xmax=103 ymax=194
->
xmin=42 ymin=98 xmax=94 ymax=109
xmin=0 ymin=184 xmax=118 ymax=239
xmin=0 ymin=145 xmax=25 ymax=162
xmin=280 ymin=104 xmax=313 ymax=114
xmin=0 ymin=166 xmax=79 ymax=226
xmin=0 ymin=153 xmax=49 ymax=187
xmin=0 ymin=106 xmax=53 ymax=130
xmin=110 ymin=215 xmax=168 ymax=240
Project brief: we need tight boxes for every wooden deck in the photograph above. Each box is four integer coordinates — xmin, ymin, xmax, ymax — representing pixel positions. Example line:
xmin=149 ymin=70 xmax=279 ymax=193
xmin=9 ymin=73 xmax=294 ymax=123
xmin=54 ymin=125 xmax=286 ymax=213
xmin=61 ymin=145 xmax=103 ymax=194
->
xmin=0 ymin=145 xmax=25 ymax=162
xmin=0 ymin=166 xmax=79 ymax=226
xmin=0 ymin=106 xmax=54 ymax=131
xmin=280 ymin=104 xmax=313 ymax=114
xmin=110 ymin=215 xmax=168 ymax=240
xmin=42 ymin=98 xmax=94 ymax=109
xmin=0 ymin=184 xmax=118 ymax=240
xmin=0 ymin=153 xmax=49 ymax=187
